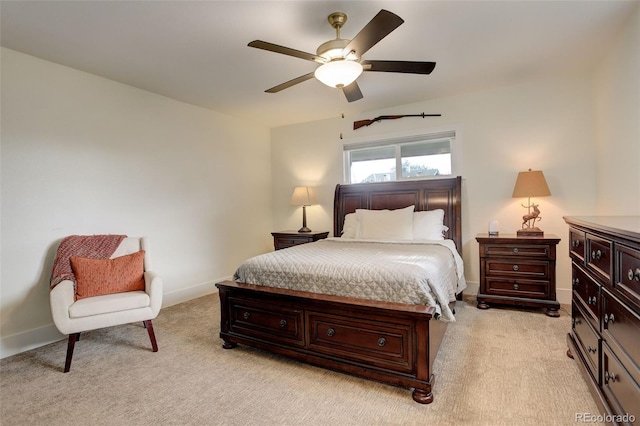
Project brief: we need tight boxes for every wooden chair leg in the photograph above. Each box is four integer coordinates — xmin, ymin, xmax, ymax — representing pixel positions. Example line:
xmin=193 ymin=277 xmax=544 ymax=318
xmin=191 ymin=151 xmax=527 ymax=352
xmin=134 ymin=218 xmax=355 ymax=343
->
xmin=64 ymin=333 xmax=81 ymax=373
xmin=143 ymin=320 xmax=158 ymax=352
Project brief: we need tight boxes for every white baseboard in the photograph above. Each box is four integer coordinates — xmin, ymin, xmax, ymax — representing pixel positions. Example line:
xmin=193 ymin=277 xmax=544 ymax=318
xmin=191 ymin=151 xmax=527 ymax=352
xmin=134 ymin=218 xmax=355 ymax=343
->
xmin=0 ymin=277 xmax=229 ymax=360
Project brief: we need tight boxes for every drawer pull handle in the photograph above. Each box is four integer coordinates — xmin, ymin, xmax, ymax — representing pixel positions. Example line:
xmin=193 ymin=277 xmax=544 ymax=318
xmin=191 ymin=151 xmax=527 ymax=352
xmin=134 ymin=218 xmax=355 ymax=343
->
xmin=587 ymin=296 xmax=596 ymax=305
xmin=605 ymin=371 xmax=618 ymax=383
xmin=629 ymin=268 xmax=640 ymax=281
xmin=243 ymin=312 xmax=251 ymax=320
xmin=378 ymin=337 xmax=386 ymax=347
xmin=572 ymin=240 xmax=581 ymax=248
xmin=327 ymin=328 xmax=335 ymax=337
xmin=513 ymin=248 xmax=519 ymax=254
xmin=604 ymin=313 xmax=615 ymax=324
xmin=591 ymin=250 xmax=602 ymax=261
xmin=513 ymin=283 xmax=519 ymax=290
xmin=572 ymin=278 xmax=580 ymax=286
xmin=587 ymin=346 xmax=597 ymax=354
xmin=512 ymin=265 xmax=519 ymax=271
xmin=573 ymin=318 xmax=581 ymax=326
xmin=279 ymin=319 xmax=287 ymax=328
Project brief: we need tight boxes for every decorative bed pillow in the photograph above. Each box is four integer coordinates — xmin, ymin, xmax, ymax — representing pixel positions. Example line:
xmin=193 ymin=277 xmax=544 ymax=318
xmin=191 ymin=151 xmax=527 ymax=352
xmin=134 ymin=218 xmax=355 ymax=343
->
xmin=341 ymin=213 xmax=357 ymax=238
xmin=355 ymin=205 xmax=414 ymax=240
xmin=413 ymin=209 xmax=447 ymax=240
xmin=70 ymin=250 xmax=145 ymax=300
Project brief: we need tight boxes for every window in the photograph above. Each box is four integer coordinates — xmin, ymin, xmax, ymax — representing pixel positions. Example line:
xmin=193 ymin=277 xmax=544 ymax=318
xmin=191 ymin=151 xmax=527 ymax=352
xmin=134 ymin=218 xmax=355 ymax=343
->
xmin=344 ymin=131 xmax=455 ymax=184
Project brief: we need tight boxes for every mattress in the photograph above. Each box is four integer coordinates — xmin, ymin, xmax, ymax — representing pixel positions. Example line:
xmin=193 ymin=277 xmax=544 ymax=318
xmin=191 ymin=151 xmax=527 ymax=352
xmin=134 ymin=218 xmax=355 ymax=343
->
xmin=233 ymin=238 xmax=466 ymax=321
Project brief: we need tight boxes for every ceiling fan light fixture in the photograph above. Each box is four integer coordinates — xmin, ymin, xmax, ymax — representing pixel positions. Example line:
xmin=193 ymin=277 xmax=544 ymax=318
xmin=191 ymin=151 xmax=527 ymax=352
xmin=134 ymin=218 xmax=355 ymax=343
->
xmin=314 ymin=60 xmax=363 ymax=88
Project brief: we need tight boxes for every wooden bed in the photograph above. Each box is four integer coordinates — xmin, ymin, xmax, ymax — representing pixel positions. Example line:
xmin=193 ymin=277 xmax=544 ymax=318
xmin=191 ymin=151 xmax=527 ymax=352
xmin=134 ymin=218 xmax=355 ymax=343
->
xmin=216 ymin=176 xmax=462 ymax=404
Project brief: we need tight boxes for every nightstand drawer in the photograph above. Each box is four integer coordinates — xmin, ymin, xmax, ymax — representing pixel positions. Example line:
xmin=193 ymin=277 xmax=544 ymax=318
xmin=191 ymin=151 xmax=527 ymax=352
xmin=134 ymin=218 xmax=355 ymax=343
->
xmin=485 ymin=277 xmax=549 ymax=298
xmin=271 ymin=231 xmax=329 ymax=250
xmin=485 ymin=259 xmax=550 ymax=280
xmin=483 ymin=243 xmax=551 ymax=258
xmin=276 ymin=237 xmax=305 ymax=248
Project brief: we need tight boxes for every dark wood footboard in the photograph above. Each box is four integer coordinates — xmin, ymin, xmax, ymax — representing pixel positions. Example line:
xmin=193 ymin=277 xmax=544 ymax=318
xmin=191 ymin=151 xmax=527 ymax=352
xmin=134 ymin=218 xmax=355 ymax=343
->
xmin=216 ymin=280 xmax=449 ymax=403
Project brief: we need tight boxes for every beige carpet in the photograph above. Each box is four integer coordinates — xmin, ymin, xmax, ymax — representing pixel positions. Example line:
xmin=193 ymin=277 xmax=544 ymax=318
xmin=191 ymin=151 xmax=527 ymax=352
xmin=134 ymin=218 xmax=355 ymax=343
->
xmin=0 ymin=294 xmax=601 ymax=426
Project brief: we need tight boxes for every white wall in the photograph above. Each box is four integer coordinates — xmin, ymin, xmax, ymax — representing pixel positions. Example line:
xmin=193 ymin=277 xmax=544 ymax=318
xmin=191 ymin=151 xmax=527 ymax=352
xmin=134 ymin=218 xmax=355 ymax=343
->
xmin=271 ymin=73 xmax=599 ymax=304
xmin=593 ymin=5 xmax=640 ymax=214
xmin=0 ymin=48 xmax=273 ymax=357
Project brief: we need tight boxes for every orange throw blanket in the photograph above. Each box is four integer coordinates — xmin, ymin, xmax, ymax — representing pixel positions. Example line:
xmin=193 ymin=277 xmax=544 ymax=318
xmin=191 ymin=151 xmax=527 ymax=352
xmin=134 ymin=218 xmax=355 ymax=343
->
xmin=50 ymin=235 xmax=127 ymax=289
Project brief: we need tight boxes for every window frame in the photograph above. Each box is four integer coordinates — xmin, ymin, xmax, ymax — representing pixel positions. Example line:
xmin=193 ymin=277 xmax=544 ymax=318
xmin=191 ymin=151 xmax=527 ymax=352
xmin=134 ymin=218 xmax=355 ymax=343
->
xmin=342 ymin=129 xmax=459 ymax=184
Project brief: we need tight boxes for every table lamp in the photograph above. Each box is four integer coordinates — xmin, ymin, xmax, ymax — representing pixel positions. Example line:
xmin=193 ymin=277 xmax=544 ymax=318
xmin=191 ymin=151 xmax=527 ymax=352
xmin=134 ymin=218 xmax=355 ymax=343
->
xmin=290 ymin=186 xmax=317 ymax=233
xmin=512 ymin=169 xmax=551 ymax=237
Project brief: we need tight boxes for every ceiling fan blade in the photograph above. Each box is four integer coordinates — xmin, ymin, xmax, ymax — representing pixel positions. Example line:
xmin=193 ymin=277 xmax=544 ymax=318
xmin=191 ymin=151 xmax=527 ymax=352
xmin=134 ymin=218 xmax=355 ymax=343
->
xmin=362 ymin=60 xmax=436 ymax=74
xmin=342 ymin=81 xmax=363 ymax=102
xmin=248 ymin=40 xmax=325 ymax=64
xmin=342 ymin=10 xmax=404 ymax=58
xmin=265 ymin=72 xmax=316 ymax=93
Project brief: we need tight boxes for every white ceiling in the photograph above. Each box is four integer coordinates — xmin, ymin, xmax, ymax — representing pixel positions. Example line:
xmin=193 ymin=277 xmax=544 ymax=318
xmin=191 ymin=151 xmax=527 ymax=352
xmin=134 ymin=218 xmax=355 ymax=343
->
xmin=1 ymin=1 xmax=637 ymax=128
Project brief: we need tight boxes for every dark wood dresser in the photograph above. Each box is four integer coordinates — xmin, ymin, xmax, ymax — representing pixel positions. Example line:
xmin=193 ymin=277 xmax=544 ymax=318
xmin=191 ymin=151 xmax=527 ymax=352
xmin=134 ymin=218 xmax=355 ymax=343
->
xmin=564 ymin=216 xmax=640 ymax=425
xmin=271 ymin=230 xmax=329 ymax=250
xmin=476 ymin=233 xmax=561 ymax=316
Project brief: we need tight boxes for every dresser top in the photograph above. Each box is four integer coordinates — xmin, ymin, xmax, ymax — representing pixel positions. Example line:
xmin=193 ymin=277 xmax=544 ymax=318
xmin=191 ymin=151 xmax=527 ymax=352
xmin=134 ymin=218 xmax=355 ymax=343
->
xmin=563 ymin=216 xmax=640 ymax=241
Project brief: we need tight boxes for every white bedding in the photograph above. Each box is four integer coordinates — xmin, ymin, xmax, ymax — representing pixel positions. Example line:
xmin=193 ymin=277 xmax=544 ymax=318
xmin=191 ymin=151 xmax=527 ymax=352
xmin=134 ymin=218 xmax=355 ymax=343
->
xmin=233 ymin=238 xmax=466 ymax=322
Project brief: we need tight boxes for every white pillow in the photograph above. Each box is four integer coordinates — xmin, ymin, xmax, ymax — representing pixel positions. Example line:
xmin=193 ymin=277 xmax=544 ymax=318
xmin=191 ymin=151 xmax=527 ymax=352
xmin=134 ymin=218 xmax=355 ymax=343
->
xmin=355 ymin=205 xmax=414 ymax=240
xmin=341 ymin=213 xmax=357 ymax=239
xmin=413 ymin=209 xmax=447 ymax=240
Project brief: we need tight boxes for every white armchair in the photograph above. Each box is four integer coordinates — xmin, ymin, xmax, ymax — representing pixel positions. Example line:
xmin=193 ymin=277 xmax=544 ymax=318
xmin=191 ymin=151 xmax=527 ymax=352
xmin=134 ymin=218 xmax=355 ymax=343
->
xmin=50 ymin=237 xmax=162 ymax=372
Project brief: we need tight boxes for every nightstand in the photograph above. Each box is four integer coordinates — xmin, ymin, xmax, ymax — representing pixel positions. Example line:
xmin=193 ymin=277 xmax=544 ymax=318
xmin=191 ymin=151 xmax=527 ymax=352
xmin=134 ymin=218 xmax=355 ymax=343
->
xmin=271 ymin=231 xmax=329 ymax=250
xmin=476 ymin=233 xmax=561 ymax=317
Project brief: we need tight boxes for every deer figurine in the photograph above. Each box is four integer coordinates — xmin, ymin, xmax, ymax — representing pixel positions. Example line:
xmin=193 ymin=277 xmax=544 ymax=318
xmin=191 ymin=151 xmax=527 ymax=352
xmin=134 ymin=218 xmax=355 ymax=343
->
xmin=522 ymin=203 xmax=541 ymax=229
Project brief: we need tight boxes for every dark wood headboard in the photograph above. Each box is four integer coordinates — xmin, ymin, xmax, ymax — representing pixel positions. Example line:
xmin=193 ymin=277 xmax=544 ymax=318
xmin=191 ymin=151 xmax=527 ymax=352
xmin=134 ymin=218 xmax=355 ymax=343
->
xmin=333 ymin=177 xmax=462 ymax=254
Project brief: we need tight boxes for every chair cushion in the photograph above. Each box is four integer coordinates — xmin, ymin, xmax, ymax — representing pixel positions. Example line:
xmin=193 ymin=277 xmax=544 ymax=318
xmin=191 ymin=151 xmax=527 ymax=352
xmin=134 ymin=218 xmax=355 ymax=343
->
xmin=71 ymin=251 xmax=145 ymax=300
xmin=69 ymin=291 xmax=151 ymax=318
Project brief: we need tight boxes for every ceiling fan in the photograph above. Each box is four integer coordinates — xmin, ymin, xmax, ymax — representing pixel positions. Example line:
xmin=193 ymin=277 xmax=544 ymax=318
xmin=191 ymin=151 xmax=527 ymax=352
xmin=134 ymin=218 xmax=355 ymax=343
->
xmin=248 ymin=9 xmax=436 ymax=102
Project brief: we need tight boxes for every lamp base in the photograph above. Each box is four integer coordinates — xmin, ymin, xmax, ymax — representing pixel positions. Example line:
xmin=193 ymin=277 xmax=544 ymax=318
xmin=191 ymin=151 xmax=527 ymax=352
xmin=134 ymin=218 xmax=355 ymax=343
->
xmin=298 ymin=227 xmax=312 ymax=233
xmin=517 ymin=227 xmax=543 ymax=237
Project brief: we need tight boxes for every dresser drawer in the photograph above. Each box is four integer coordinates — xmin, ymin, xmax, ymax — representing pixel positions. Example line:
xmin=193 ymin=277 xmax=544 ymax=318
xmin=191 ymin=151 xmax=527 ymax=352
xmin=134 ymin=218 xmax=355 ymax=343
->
xmin=486 ymin=277 xmax=549 ymax=299
xmin=483 ymin=243 xmax=551 ymax=258
xmin=572 ymin=264 xmax=600 ymax=323
xmin=228 ymin=297 xmax=304 ymax=346
xmin=616 ymin=243 xmax=640 ymax=310
xmin=569 ymin=229 xmax=586 ymax=263
xmin=485 ymin=259 xmax=550 ymax=280
xmin=572 ymin=302 xmax=600 ymax=384
xmin=307 ymin=311 xmax=413 ymax=373
xmin=602 ymin=343 xmax=640 ymax=424
xmin=602 ymin=288 xmax=640 ymax=374
xmin=586 ymin=234 xmax=612 ymax=285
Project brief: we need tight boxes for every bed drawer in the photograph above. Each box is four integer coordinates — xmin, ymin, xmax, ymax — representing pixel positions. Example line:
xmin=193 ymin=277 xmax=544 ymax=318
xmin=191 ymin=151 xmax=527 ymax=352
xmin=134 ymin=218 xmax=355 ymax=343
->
xmin=485 ymin=259 xmax=550 ymax=280
xmin=228 ymin=296 xmax=304 ymax=346
xmin=307 ymin=311 xmax=413 ymax=373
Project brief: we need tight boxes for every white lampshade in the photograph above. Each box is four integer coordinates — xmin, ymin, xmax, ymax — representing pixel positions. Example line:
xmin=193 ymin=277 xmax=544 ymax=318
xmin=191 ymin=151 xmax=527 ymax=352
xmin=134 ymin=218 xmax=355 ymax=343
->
xmin=290 ymin=186 xmax=317 ymax=206
xmin=314 ymin=60 xmax=363 ymax=88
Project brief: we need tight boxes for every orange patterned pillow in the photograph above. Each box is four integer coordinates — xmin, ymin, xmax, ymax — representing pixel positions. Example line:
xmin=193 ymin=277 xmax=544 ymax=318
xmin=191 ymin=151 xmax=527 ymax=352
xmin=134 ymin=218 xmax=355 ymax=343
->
xmin=70 ymin=251 xmax=145 ymax=300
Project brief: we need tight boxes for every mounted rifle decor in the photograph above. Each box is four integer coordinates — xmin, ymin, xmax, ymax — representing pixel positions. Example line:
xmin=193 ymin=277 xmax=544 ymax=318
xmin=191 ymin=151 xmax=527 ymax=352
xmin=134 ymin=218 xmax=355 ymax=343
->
xmin=353 ymin=113 xmax=441 ymax=130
